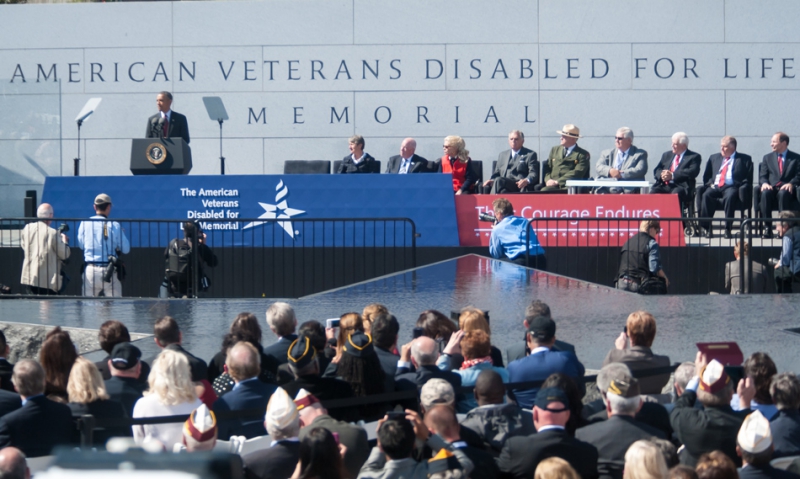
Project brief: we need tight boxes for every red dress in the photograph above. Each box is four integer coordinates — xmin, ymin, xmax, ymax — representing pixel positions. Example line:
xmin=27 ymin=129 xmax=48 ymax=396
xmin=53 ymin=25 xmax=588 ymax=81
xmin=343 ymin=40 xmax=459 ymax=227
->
xmin=440 ymin=155 xmax=472 ymax=192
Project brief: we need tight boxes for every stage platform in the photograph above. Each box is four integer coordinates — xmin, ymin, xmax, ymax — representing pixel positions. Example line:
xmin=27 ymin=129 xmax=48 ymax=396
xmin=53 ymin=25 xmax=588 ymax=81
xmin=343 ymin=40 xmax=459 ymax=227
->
xmin=1 ymin=255 xmax=799 ymax=372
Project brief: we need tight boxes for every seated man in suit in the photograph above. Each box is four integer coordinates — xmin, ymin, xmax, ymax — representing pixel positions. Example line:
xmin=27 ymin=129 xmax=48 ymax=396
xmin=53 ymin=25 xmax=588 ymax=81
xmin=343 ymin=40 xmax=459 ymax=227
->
xmin=482 ymin=130 xmax=539 ymax=194
xmin=602 ymin=311 xmax=670 ymax=394
xmin=296 ymin=389 xmax=370 ymax=479
xmin=386 ymin=138 xmax=429 ymax=174
xmin=396 ymin=336 xmax=462 ymax=394
xmin=145 ymin=91 xmax=189 ymax=144
xmin=460 ymin=369 xmax=533 ymax=455
xmin=576 ymin=377 xmax=666 ymax=479
xmin=150 ymin=316 xmax=212 ymax=404
xmin=371 ymin=313 xmax=399 ymax=394
xmin=264 ymin=302 xmax=298 ymax=373
xmin=769 ymin=373 xmax=800 ymax=458
xmin=758 ymin=132 xmax=800 ymax=238
xmin=507 ymin=316 xmax=585 ymax=409
xmin=725 ymin=240 xmax=768 ymax=294
xmin=0 ymin=447 xmax=28 ymax=479
xmin=736 ymin=410 xmax=796 ymax=479
xmin=595 ymin=127 xmax=648 ymax=194
xmin=213 ymin=342 xmax=278 ymax=439
xmin=498 ymin=387 xmax=598 ymax=479
xmin=536 ymin=124 xmax=591 ymax=192
xmin=697 ymin=136 xmax=754 ymax=238
xmin=95 ymin=320 xmax=150 ymax=383
xmin=651 ymin=132 xmax=701 ymax=205
xmin=242 ymin=387 xmax=300 ymax=479
xmin=671 ymin=355 xmax=754 ymax=467
xmin=505 ymin=300 xmax=575 ymax=364
xmin=424 ymin=405 xmax=499 ymax=479
xmin=0 ymin=360 xmax=74 ymax=457
xmin=337 ymin=135 xmax=376 ymax=173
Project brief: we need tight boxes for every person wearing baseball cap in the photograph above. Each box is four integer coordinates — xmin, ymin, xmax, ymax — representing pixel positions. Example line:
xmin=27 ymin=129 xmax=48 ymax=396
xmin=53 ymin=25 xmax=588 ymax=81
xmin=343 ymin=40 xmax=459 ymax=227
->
xmin=498 ymin=387 xmax=598 ymax=479
xmin=535 ymin=124 xmax=591 ymax=192
xmin=76 ymin=192 xmax=130 ymax=297
xmin=104 ymin=342 xmax=146 ymax=417
xmin=507 ymin=316 xmax=585 ymax=410
xmin=671 ymin=354 xmax=756 ymax=467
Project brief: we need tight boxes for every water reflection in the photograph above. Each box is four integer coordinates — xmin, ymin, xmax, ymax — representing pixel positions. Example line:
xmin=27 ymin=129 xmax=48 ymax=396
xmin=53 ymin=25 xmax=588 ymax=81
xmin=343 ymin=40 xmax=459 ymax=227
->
xmin=1 ymin=255 xmax=799 ymax=372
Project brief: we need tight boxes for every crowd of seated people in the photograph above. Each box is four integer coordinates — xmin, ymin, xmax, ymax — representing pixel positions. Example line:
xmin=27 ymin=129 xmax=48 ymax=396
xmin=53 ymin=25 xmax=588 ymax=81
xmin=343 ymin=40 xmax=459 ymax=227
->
xmin=1 ymin=301 xmax=800 ymax=479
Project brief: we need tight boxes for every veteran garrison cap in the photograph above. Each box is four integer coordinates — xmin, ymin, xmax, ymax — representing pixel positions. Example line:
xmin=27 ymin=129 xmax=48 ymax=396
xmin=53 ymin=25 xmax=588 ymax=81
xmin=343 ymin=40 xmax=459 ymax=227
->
xmin=343 ymin=331 xmax=374 ymax=358
xmin=287 ymin=335 xmax=317 ymax=369
xmin=607 ymin=377 xmax=640 ymax=398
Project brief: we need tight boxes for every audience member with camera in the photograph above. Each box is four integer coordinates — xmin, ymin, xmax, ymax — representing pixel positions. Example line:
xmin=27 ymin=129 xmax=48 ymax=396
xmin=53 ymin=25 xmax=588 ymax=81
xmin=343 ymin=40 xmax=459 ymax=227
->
xmin=20 ymin=203 xmax=70 ymax=295
xmin=487 ymin=197 xmax=546 ymax=270
xmin=77 ymin=193 xmax=130 ymax=297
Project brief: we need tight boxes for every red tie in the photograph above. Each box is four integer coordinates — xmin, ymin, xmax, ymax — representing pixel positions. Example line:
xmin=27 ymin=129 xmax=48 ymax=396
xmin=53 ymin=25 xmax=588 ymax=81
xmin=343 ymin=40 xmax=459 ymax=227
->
xmin=670 ymin=155 xmax=680 ymax=173
xmin=779 ymin=154 xmax=784 ymax=175
xmin=718 ymin=157 xmax=730 ymax=188
xmin=162 ymin=116 xmax=169 ymax=137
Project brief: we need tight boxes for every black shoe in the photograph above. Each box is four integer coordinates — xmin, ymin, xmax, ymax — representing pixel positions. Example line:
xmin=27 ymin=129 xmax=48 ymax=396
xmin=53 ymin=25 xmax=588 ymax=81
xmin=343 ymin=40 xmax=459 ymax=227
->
xmin=724 ymin=230 xmax=733 ymax=239
xmin=763 ymin=230 xmax=773 ymax=239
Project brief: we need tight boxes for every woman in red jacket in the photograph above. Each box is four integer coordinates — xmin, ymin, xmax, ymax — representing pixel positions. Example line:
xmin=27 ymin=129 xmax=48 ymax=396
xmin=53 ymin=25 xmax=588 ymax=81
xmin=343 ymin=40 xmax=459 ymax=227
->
xmin=439 ymin=135 xmax=478 ymax=194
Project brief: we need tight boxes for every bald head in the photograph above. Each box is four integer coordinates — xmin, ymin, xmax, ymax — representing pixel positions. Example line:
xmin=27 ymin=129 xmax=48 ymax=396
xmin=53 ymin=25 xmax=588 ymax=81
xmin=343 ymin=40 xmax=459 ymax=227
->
xmin=400 ymin=138 xmax=417 ymax=159
xmin=411 ymin=336 xmax=438 ymax=366
xmin=0 ymin=447 xmax=29 ymax=479
xmin=36 ymin=203 xmax=53 ymax=219
xmin=423 ymin=405 xmax=459 ymax=442
xmin=474 ymin=369 xmax=505 ymax=406
xmin=225 ymin=341 xmax=260 ymax=382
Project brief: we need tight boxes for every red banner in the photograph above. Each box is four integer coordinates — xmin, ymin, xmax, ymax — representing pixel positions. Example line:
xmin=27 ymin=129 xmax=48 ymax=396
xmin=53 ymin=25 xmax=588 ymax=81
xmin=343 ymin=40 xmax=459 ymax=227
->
xmin=455 ymin=194 xmax=685 ymax=247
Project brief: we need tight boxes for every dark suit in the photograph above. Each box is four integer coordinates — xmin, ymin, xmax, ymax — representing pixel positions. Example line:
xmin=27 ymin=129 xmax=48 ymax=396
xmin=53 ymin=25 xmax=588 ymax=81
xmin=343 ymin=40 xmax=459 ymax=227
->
xmin=725 ymin=259 xmax=768 ymax=294
xmin=507 ymin=350 xmax=585 ymax=410
xmin=602 ymin=346 xmax=670 ymax=394
xmin=771 ymin=409 xmax=800 ymax=458
xmin=104 ymin=375 xmax=146 ymax=418
xmin=375 ymin=347 xmax=398 ymax=393
xmin=243 ymin=440 xmax=300 ymax=479
xmin=505 ymin=341 xmax=576 ymax=365
xmin=586 ymin=402 xmax=673 ymax=441
xmin=386 ymin=154 xmax=429 ymax=174
xmin=455 ymin=443 xmax=499 ymax=479
xmin=0 ymin=389 xmax=21 ymax=418
xmin=395 ymin=364 xmax=463 ymax=393
xmin=95 ymin=355 xmax=150 ymax=384
xmin=697 ymin=152 xmax=754 ymax=232
xmin=300 ymin=414 xmax=369 ymax=478
xmin=0 ymin=395 xmax=75 ymax=457
xmin=336 ymin=154 xmax=377 ymax=173
xmin=739 ymin=464 xmax=800 ymax=479
xmin=282 ymin=374 xmax=356 ymax=422
xmin=651 ymin=149 xmax=702 ymax=204
xmin=487 ymin=148 xmax=539 ymax=194
xmin=758 ymin=150 xmax=800 ymax=222
xmin=0 ymin=359 xmax=14 ymax=393
xmin=213 ymin=378 xmax=277 ymax=439
xmin=498 ymin=428 xmax=599 ymax=479
xmin=146 ymin=111 xmax=190 ymax=144
xmin=68 ymin=399 xmax=130 ymax=445
xmin=164 ymin=344 xmax=207 ymax=382
xmin=262 ymin=335 xmax=297 ymax=373
xmin=670 ymin=389 xmax=749 ymax=467
xmin=576 ymin=415 xmax=666 ymax=479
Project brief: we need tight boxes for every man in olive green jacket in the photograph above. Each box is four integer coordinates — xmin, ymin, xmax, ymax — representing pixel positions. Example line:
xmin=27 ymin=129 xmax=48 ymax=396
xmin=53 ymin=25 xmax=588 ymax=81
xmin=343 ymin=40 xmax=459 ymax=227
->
xmin=536 ymin=124 xmax=591 ymax=192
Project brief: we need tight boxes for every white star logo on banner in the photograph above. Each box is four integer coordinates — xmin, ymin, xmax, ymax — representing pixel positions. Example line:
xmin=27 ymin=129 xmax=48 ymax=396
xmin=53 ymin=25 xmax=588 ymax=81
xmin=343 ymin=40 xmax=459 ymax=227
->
xmin=243 ymin=180 xmax=306 ymax=239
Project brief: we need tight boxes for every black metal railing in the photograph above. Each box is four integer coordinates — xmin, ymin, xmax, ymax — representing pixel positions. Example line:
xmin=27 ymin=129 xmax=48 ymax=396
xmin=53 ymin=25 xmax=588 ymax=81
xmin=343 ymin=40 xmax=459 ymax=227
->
xmin=0 ymin=217 xmax=417 ymax=299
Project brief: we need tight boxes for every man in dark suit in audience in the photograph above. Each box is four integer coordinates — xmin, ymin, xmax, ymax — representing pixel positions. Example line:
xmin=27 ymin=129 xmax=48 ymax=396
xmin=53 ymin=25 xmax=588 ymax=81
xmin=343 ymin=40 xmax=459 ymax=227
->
xmin=145 ymin=91 xmax=190 ymax=144
xmin=483 ymin=130 xmax=539 ymax=194
xmin=425 ymin=405 xmax=499 ymax=479
xmin=296 ymin=389 xmax=370 ymax=479
xmin=697 ymin=136 xmax=753 ymax=238
xmin=150 ymin=315 xmax=208 ymax=382
xmin=243 ymin=388 xmax=300 ymax=479
xmin=505 ymin=301 xmax=575 ymax=364
xmin=0 ymin=388 xmax=20 ymax=419
xmin=386 ymin=138 xmax=429 ymax=174
xmin=0 ymin=332 xmax=14 ymax=393
xmin=651 ymin=132 xmax=702 ymax=205
xmin=371 ymin=313 xmax=399 ymax=394
xmin=263 ymin=302 xmax=298 ymax=373
xmin=0 ymin=360 xmax=74 ymax=457
xmin=758 ymin=132 xmax=800 ymax=238
xmin=104 ymin=342 xmax=146 ymax=417
xmin=498 ymin=387 xmax=598 ymax=479
xmin=764 ymin=373 xmax=800 ymax=458
xmin=94 ymin=320 xmax=150 ymax=383
xmin=214 ymin=342 xmax=278 ymax=440
xmin=602 ymin=311 xmax=671 ymax=395
xmin=576 ymin=377 xmax=666 ymax=479
xmin=396 ymin=336 xmax=462 ymax=393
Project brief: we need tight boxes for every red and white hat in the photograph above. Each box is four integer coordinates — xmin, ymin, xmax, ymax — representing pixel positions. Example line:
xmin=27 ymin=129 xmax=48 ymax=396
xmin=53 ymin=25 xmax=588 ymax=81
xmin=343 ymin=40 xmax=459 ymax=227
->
xmin=295 ymin=388 xmax=321 ymax=411
xmin=699 ymin=360 xmax=730 ymax=394
xmin=183 ymin=404 xmax=217 ymax=446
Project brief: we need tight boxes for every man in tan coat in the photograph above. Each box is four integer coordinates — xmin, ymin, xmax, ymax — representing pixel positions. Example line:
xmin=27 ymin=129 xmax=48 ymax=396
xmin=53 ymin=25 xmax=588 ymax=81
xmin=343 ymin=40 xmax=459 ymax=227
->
xmin=20 ymin=203 xmax=70 ymax=295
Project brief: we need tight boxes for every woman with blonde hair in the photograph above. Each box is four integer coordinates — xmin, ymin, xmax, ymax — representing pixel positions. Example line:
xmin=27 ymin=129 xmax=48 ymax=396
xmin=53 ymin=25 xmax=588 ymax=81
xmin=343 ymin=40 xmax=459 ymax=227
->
xmin=322 ymin=312 xmax=365 ymax=377
xmin=534 ymin=457 xmax=581 ymax=479
xmin=132 ymin=349 xmax=202 ymax=448
xmin=67 ymin=357 xmax=128 ymax=446
xmin=624 ymin=439 xmax=669 ymax=479
xmin=439 ymin=135 xmax=478 ymax=194
xmin=361 ymin=303 xmax=388 ymax=335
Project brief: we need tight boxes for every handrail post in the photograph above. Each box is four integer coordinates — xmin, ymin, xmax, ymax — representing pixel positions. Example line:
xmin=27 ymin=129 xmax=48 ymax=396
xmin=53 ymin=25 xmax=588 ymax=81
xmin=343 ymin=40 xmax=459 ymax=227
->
xmin=79 ymin=414 xmax=95 ymax=449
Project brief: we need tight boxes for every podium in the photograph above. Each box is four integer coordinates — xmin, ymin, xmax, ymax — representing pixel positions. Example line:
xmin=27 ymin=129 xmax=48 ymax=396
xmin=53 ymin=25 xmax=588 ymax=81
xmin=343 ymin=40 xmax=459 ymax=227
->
xmin=130 ymin=138 xmax=192 ymax=175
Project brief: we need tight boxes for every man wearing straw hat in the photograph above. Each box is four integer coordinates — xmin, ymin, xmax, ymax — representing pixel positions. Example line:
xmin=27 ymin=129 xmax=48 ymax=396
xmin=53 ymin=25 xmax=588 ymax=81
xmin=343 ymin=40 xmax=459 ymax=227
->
xmin=535 ymin=124 xmax=591 ymax=192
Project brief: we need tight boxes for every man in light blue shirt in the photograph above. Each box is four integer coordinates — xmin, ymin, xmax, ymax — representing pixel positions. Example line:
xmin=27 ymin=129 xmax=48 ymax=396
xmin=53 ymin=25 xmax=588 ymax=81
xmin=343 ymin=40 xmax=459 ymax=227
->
xmin=77 ymin=193 xmax=130 ymax=297
xmin=774 ymin=210 xmax=800 ymax=292
xmin=488 ymin=197 xmax=546 ymax=270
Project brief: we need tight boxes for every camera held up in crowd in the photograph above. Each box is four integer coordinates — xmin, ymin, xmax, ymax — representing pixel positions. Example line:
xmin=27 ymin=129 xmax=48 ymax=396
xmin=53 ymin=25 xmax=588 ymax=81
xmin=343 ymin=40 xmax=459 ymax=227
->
xmin=478 ymin=212 xmax=497 ymax=223
xmin=103 ymin=249 xmax=123 ymax=283
xmin=57 ymin=223 xmax=70 ymax=235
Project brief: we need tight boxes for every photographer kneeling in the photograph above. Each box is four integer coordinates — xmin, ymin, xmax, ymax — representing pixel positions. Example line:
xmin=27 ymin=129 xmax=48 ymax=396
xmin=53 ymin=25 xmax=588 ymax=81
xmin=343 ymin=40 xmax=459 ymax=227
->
xmin=616 ymin=219 xmax=669 ymax=295
xmin=488 ymin=197 xmax=547 ymax=270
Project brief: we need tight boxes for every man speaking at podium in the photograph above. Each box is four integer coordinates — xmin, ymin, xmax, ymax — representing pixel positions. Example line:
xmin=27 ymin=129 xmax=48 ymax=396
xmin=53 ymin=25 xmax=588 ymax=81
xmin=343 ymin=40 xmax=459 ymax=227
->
xmin=146 ymin=91 xmax=190 ymax=144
